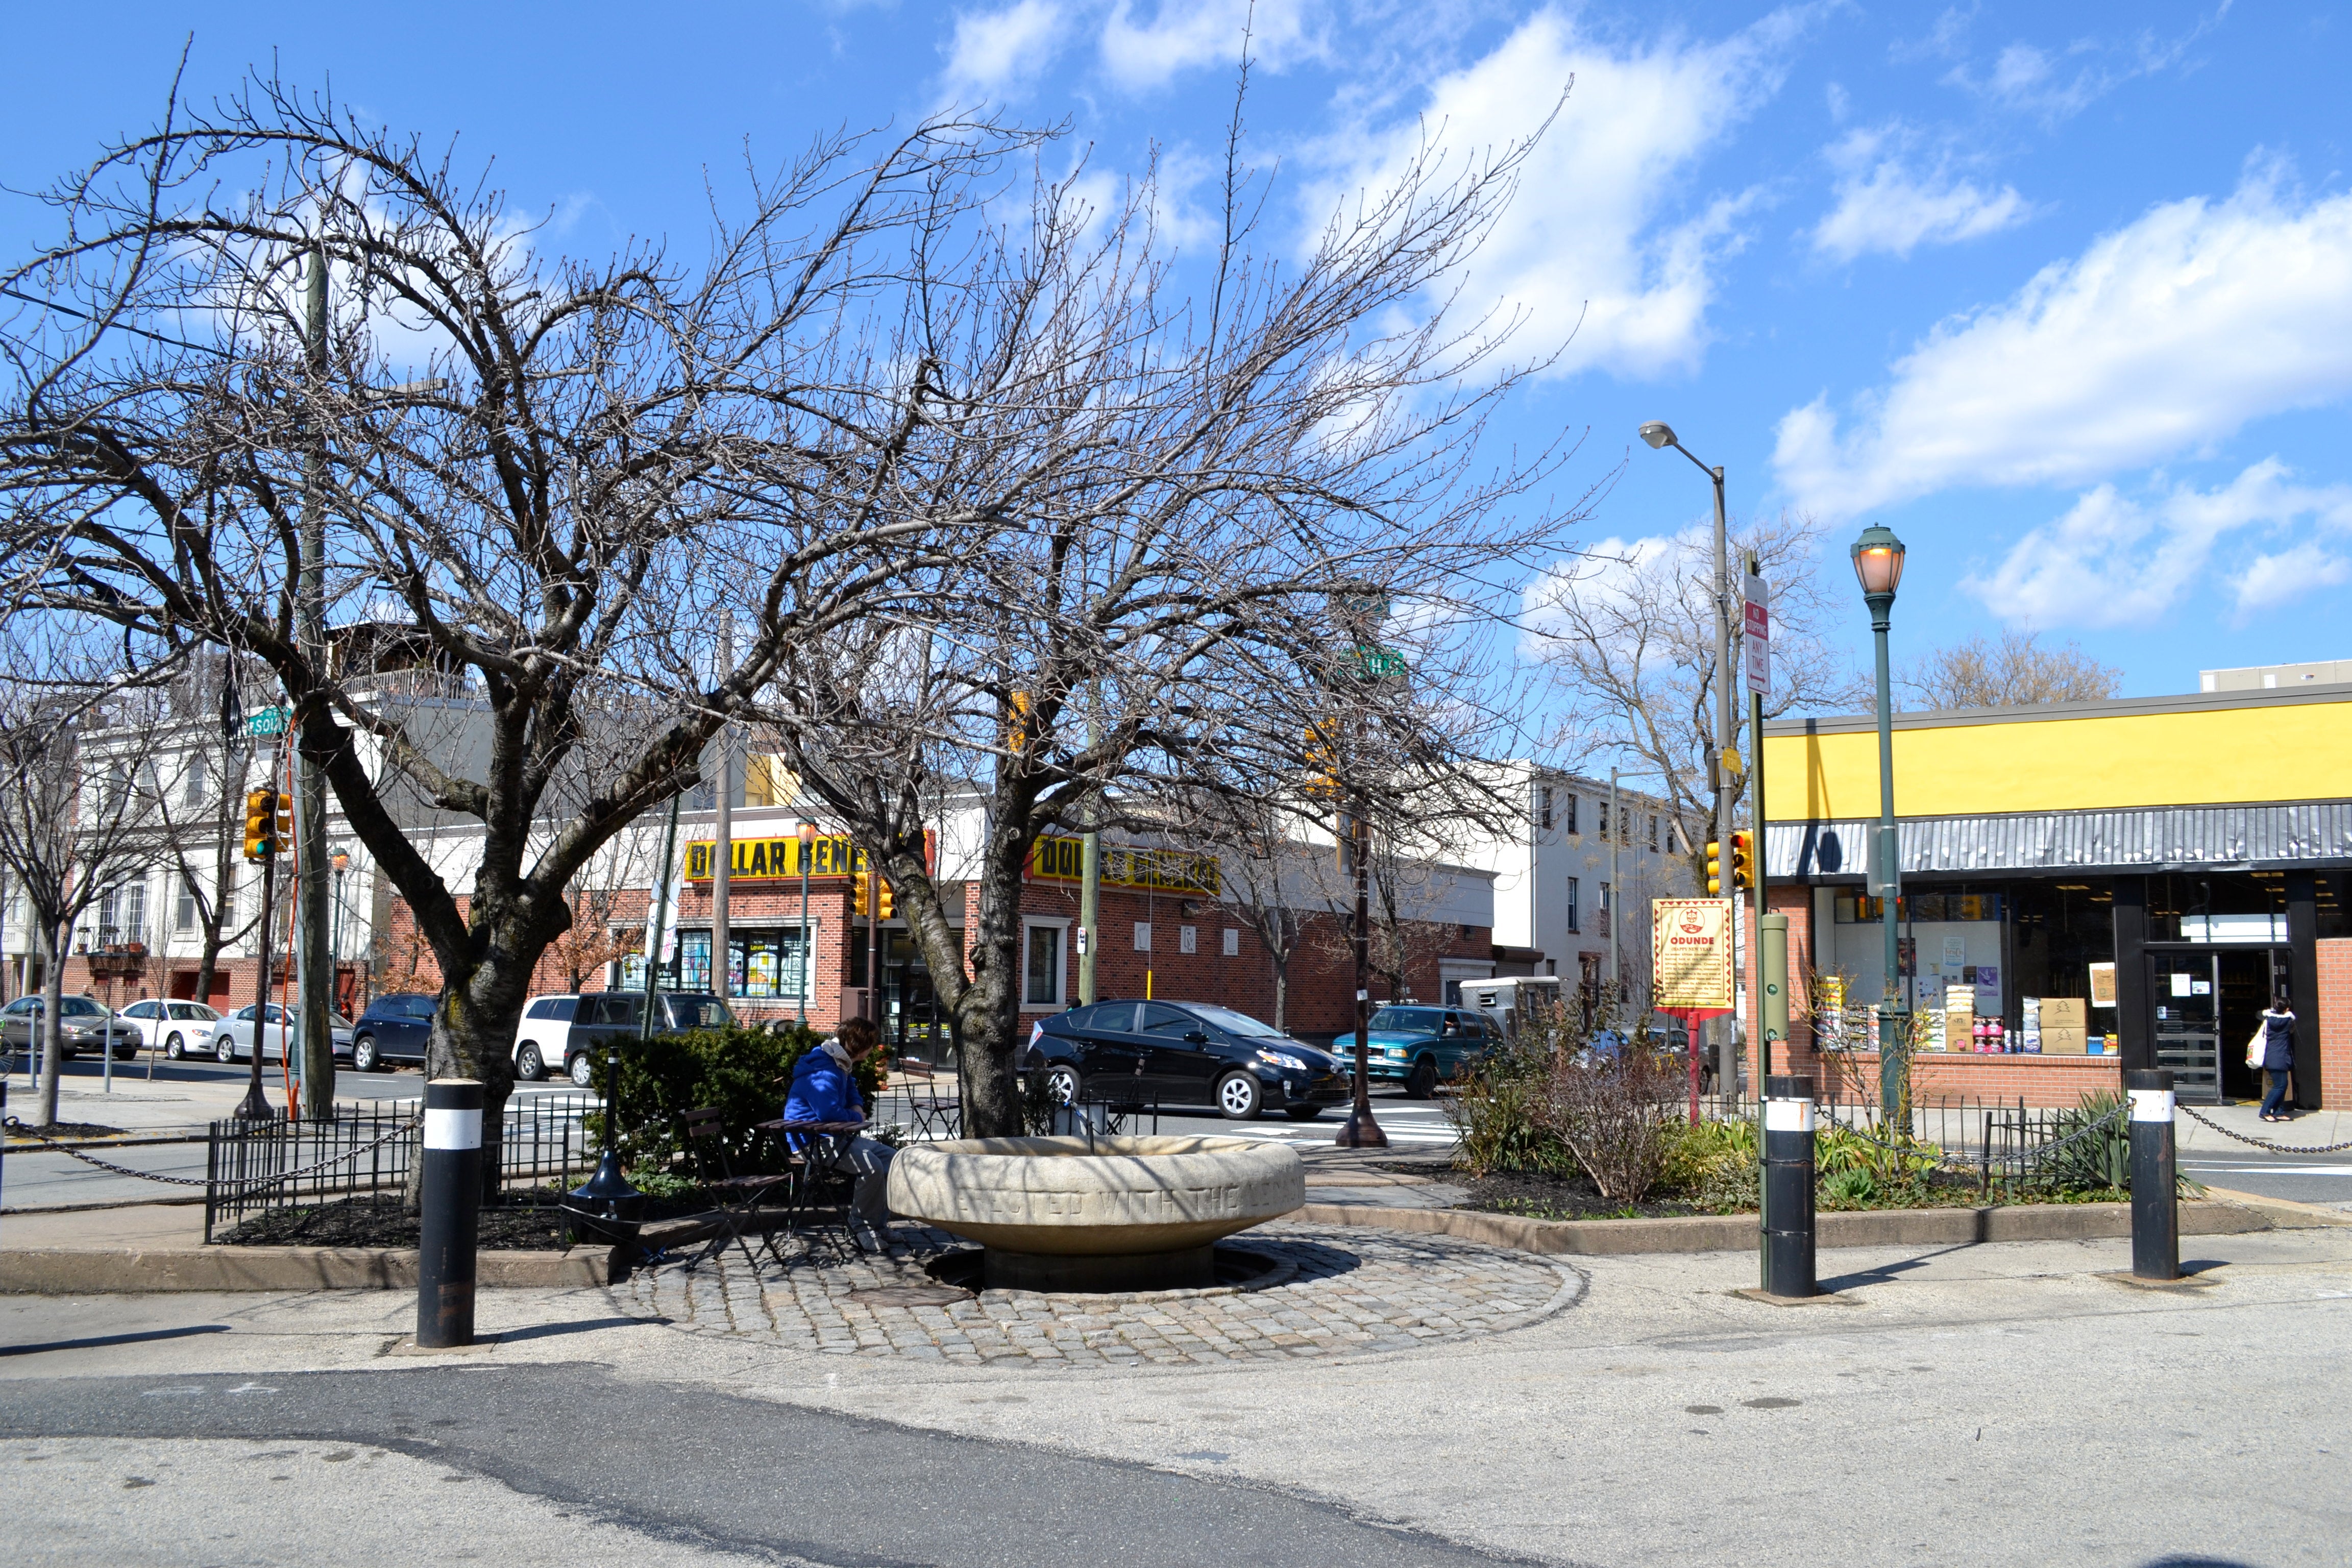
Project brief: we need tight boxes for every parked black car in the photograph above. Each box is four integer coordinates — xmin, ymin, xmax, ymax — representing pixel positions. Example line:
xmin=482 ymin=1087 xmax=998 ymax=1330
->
xmin=350 ymin=993 xmax=437 ymax=1071
xmin=1025 ymin=999 xmax=1348 ymax=1120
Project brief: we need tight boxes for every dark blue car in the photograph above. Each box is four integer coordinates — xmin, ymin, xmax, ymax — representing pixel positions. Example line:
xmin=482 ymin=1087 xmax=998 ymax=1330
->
xmin=350 ymin=992 xmax=436 ymax=1071
xmin=1025 ymin=999 xmax=1349 ymax=1120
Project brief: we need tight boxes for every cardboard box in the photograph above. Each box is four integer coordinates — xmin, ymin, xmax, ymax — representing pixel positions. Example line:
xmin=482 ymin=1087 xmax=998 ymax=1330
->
xmin=2043 ymin=1026 xmax=2088 ymax=1055
xmin=2042 ymin=998 xmax=2087 ymax=1030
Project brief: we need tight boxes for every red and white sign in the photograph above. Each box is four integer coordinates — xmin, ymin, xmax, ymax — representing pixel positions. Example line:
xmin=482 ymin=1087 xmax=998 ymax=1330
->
xmin=1742 ymin=572 xmax=1770 ymax=696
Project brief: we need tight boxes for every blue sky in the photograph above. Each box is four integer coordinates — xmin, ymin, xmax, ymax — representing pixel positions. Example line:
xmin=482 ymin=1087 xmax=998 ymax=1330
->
xmin=5 ymin=1 xmax=2347 ymax=700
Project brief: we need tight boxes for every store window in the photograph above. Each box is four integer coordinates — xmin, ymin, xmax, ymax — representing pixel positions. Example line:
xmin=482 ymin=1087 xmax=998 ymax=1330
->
xmin=1025 ymin=923 xmax=1064 ymax=1007
xmin=671 ymin=926 xmax=811 ymax=999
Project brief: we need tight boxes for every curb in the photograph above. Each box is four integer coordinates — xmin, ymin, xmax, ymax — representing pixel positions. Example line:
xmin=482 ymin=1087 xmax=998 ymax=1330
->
xmin=2194 ymin=1185 xmax=2352 ymax=1229
xmin=1293 ymin=1197 xmax=2273 ymax=1256
xmin=0 ymin=1245 xmax=613 ymax=1294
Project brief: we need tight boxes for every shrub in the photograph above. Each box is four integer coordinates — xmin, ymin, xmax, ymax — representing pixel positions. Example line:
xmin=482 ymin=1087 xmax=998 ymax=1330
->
xmin=2040 ymin=1090 xmax=2131 ymax=1194
xmin=1664 ymin=1117 xmax=1758 ymax=1211
xmin=584 ymin=1020 xmax=881 ymax=1172
xmin=1444 ymin=1032 xmax=1573 ymax=1178
xmin=1537 ymin=1048 xmax=1683 ymax=1202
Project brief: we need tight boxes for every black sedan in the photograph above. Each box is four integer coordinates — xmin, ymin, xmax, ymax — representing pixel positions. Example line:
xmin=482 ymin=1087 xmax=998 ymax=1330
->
xmin=1025 ymin=999 xmax=1349 ymax=1120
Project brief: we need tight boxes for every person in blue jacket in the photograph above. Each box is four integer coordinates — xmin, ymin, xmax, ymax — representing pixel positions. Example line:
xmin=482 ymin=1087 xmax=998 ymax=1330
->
xmin=783 ymin=1015 xmax=895 ymax=1242
xmin=2257 ymin=993 xmax=2297 ymax=1122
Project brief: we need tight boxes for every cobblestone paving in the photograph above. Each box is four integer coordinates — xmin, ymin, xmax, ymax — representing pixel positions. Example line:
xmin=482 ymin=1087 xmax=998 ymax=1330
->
xmin=614 ymin=1222 xmax=1581 ymax=1367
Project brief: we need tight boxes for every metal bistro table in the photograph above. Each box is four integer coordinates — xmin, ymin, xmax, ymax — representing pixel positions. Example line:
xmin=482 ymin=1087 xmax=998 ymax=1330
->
xmin=748 ymin=1118 xmax=870 ymax=1263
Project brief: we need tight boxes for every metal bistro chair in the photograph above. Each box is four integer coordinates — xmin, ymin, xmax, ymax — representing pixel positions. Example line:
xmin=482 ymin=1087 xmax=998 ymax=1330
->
xmin=748 ymin=1118 xmax=870 ymax=1265
xmin=895 ymin=1062 xmax=962 ymax=1141
xmin=677 ymin=1107 xmax=795 ymax=1271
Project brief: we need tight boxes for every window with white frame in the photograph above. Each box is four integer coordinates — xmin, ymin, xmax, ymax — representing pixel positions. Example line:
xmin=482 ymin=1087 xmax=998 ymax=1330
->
xmin=1536 ymin=783 xmax=1553 ymax=832
xmin=1565 ymin=876 xmax=1580 ymax=934
xmin=1648 ymin=813 xmax=1659 ymax=851
xmin=1222 ymin=928 xmax=1239 ymax=957
xmin=1023 ymin=921 xmax=1066 ymax=1008
xmin=1179 ymin=924 xmax=1197 ymax=954
xmin=1561 ymin=792 xmax=1578 ymax=835
xmin=1133 ymin=921 xmax=1152 ymax=952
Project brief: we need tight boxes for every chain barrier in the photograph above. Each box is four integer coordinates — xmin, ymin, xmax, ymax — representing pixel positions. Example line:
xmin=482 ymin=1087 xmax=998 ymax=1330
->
xmin=4 ymin=1113 xmax=420 ymax=1190
xmin=2173 ymin=1102 xmax=2352 ymax=1156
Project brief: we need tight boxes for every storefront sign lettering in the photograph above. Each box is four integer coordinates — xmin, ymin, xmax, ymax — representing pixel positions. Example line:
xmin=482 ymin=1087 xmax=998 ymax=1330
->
xmin=1029 ymin=836 xmax=1220 ymax=897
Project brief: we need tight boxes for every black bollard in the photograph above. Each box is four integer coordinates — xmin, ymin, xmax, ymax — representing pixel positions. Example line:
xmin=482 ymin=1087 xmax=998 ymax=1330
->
xmin=417 ymin=1078 xmax=483 ymax=1348
xmin=2126 ymin=1068 xmax=2178 ymax=1282
xmin=1761 ymin=1073 xmax=1817 ymax=1300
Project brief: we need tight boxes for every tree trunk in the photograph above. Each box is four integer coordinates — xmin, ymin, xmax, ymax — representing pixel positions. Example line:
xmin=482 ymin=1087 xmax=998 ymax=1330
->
xmin=194 ymin=933 xmax=221 ymax=1012
xmin=399 ymin=929 xmax=533 ymax=1210
xmin=36 ymin=918 xmax=65 ymax=1126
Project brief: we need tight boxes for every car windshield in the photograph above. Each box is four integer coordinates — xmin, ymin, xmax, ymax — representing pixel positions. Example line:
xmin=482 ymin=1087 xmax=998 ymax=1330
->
xmin=169 ymin=1004 xmax=215 ymax=1020
xmin=667 ymin=996 xmax=733 ymax=1030
xmin=1181 ymin=1003 xmax=1285 ymax=1039
xmin=60 ymin=997 xmax=105 ymax=1017
xmin=1368 ymin=1007 xmax=1443 ymax=1033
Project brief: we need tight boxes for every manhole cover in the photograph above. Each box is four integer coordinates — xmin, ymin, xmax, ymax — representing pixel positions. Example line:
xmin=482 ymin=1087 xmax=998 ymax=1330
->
xmin=846 ymin=1284 xmax=973 ymax=1307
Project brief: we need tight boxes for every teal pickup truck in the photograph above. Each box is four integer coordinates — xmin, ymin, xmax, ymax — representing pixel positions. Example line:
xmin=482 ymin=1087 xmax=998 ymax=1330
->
xmin=1355 ymin=1004 xmax=1502 ymax=1097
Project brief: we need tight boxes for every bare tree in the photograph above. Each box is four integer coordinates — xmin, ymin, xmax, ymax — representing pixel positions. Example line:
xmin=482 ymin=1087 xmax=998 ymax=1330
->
xmin=1901 ymin=630 xmax=2121 ymax=712
xmin=752 ymin=114 xmax=1590 ymax=1136
xmin=135 ymin=656 xmax=268 ymax=1011
xmin=0 ymin=78 xmax=1029 ymax=1144
xmin=1530 ymin=509 xmax=1861 ymax=891
xmin=0 ymin=644 xmax=165 ymax=1124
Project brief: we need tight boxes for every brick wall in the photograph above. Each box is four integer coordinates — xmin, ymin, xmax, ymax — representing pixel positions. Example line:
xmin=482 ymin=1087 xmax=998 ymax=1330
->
xmin=2319 ymin=938 xmax=2351 ymax=1110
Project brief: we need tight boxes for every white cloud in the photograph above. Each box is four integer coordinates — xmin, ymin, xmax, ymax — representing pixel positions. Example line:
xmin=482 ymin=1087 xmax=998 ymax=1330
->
xmin=1098 ymin=0 xmax=1318 ymax=92
xmin=1775 ymin=160 xmax=2352 ymax=520
xmin=1808 ymin=124 xmax=2030 ymax=261
xmin=941 ymin=0 xmax=1070 ymax=101
xmin=2231 ymin=542 xmax=2352 ymax=623
xmin=1940 ymin=9 xmax=2233 ymax=123
xmin=1961 ymin=460 xmax=2352 ymax=630
xmin=1321 ymin=8 xmax=1811 ymax=383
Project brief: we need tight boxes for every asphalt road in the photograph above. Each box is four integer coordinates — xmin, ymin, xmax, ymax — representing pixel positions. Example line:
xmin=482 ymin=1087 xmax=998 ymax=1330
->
xmin=0 ymin=1364 xmax=1518 ymax=1568
xmin=2183 ymin=1146 xmax=2352 ymax=1206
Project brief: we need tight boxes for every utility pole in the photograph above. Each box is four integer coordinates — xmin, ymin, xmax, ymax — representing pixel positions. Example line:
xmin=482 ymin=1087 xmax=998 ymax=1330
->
xmin=1607 ymin=767 xmax=1620 ymax=1000
xmin=1707 ymin=460 xmax=1734 ymax=1103
xmin=1746 ymin=550 xmax=1771 ymax=1083
xmin=712 ymin=622 xmax=732 ymax=1006
xmin=1079 ymin=721 xmax=1100 ymax=1007
xmin=293 ymin=243 xmax=335 ymax=1120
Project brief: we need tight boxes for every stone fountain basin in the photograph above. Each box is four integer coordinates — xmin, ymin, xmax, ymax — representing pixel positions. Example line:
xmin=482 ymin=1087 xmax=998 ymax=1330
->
xmin=885 ymin=1135 xmax=1305 ymax=1276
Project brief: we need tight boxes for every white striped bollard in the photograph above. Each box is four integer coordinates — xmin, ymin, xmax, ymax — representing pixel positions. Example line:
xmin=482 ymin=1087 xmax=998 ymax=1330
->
xmin=1761 ymin=1074 xmax=1816 ymax=1300
xmin=418 ymin=1078 xmax=483 ymax=1348
xmin=2126 ymin=1068 xmax=2178 ymax=1282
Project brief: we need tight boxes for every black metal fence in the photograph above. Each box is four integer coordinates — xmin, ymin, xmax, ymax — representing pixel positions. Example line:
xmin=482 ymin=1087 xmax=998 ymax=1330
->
xmin=1812 ymin=1083 xmax=2130 ymax=1193
xmin=203 ymin=1092 xmax=600 ymax=1241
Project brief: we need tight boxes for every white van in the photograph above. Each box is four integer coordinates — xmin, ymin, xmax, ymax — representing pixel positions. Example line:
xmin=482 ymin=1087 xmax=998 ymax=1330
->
xmin=1463 ymin=975 xmax=1564 ymax=1042
xmin=512 ymin=994 xmax=585 ymax=1084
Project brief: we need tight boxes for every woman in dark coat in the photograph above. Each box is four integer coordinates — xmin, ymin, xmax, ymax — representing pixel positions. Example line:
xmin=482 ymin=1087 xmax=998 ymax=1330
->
xmin=2257 ymin=993 xmax=2296 ymax=1121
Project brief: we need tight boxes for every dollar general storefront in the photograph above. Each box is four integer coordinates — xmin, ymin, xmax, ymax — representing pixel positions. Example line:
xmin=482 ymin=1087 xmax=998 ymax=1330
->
xmin=1761 ymin=684 xmax=2352 ymax=1109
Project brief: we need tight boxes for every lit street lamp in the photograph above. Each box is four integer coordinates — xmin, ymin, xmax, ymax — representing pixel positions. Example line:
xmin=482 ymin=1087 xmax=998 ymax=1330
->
xmin=1850 ymin=523 xmax=1909 ymax=1124
xmin=1640 ymin=421 xmax=1737 ymax=1097
xmin=798 ymin=819 xmax=819 ymax=1024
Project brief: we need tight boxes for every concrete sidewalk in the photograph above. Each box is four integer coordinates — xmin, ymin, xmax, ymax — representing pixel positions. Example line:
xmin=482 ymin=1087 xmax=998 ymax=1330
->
xmin=3 ymin=1220 xmax=2348 ymax=1567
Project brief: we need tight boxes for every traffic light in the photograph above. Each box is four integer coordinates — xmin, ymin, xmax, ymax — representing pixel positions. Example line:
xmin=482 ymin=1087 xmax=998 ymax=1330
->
xmin=1730 ymin=831 xmax=1754 ymax=890
xmin=1705 ymin=838 xmax=1723 ymax=896
xmin=243 ymin=789 xmax=281 ymax=861
xmin=276 ymin=794 xmax=293 ymax=846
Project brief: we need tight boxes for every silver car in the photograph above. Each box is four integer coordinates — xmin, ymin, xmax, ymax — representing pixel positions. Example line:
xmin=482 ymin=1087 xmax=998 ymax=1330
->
xmin=214 ymin=1002 xmax=357 ymax=1063
xmin=0 ymin=994 xmax=139 ymax=1060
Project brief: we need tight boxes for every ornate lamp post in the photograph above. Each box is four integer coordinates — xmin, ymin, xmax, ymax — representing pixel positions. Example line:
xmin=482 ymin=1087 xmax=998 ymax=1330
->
xmin=797 ymin=819 xmax=818 ymax=1024
xmin=328 ymin=848 xmax=350 ymax=1015
xmin=1850 ymin=523 xmax=1909 ymax=1124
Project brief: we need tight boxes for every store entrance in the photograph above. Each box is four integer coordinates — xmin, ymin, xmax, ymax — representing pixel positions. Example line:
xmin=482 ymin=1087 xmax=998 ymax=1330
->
xmin=2147 ymin=946 xmax=2287 ymax=1104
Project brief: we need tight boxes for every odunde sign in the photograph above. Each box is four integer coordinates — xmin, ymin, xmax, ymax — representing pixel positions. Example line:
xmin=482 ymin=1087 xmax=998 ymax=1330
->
xmin=1652 ymin=896 xmax=1735 ymax=1014
xmin=1029 ymin=836 xmax=1220 ymax=897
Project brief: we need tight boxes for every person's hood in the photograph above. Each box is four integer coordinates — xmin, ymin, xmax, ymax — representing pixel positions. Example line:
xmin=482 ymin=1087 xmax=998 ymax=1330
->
xmin=794 ymin=1040 xmax=856 ymax=1079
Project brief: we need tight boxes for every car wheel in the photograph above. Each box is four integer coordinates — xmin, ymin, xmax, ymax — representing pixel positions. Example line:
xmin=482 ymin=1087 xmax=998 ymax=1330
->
xmin=1405 ymin=1057 xmax=1439 ymax=1099
xmin=354 ymin=1036 xmax=381 ymax=1073
xmin=1043 ymin=1063 xmax=1081 ymax=1105
xmin=515 ymin=1043 xmax=545 ymax=1082
xmin=1215 ymin=1071 xmax=1264 ymax=1120
xmin=568 ymin=1051 xmax=596 ymax=1088
xmin=217 ymin=1034 xmax=237 ymax=1064
xmin=1283 ymin=1104 xmax=1324 ymax=1121
xmin=165 ymin=1032 xmax=185 ymax=1060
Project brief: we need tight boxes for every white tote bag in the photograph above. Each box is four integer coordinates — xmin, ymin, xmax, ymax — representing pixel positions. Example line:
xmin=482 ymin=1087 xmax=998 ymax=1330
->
xmin=2245 ymin=1026 xmax=2267 ymax=1069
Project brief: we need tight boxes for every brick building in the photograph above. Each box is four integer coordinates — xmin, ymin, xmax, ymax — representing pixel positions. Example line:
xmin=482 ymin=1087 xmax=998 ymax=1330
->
xmin=1756 ymin=677 xmax=2352 ymax=1110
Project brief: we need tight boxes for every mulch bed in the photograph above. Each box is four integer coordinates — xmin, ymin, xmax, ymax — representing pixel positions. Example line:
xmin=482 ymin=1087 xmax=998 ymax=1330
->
xmin=210 ymin=1187 xmax=722 ymax=1250
xmin=4 ymin=1121 xmax=127 ymax=1142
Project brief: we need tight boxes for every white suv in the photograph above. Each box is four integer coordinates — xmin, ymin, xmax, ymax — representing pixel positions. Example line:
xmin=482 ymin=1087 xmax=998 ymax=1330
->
xmin=512 ymin=995 xmax=585 ymax=1085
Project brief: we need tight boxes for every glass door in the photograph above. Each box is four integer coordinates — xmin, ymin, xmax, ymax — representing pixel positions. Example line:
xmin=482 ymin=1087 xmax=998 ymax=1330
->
xmin=2148 ymin=950 xmax=2221 ymax=1103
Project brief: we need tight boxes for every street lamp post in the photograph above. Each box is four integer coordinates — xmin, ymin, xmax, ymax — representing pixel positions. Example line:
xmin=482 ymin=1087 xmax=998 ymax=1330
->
xmin=1850 ymin=524 xmax=1909 ymax=1125
xmin=329 ymin=848 xmax=349 ymax=1015
xmin=797 ymin=819 xmax=818 ymax=1025
xmin=1640 ymin=422 xmax=1737 ymax=1097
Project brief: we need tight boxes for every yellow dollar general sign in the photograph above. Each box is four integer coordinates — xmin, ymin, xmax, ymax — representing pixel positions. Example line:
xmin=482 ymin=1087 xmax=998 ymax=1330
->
xmin=1029 ymin=836 xmax=1220 ymax=897
xmin=684 ymin=830 xmax=935 ymax=883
